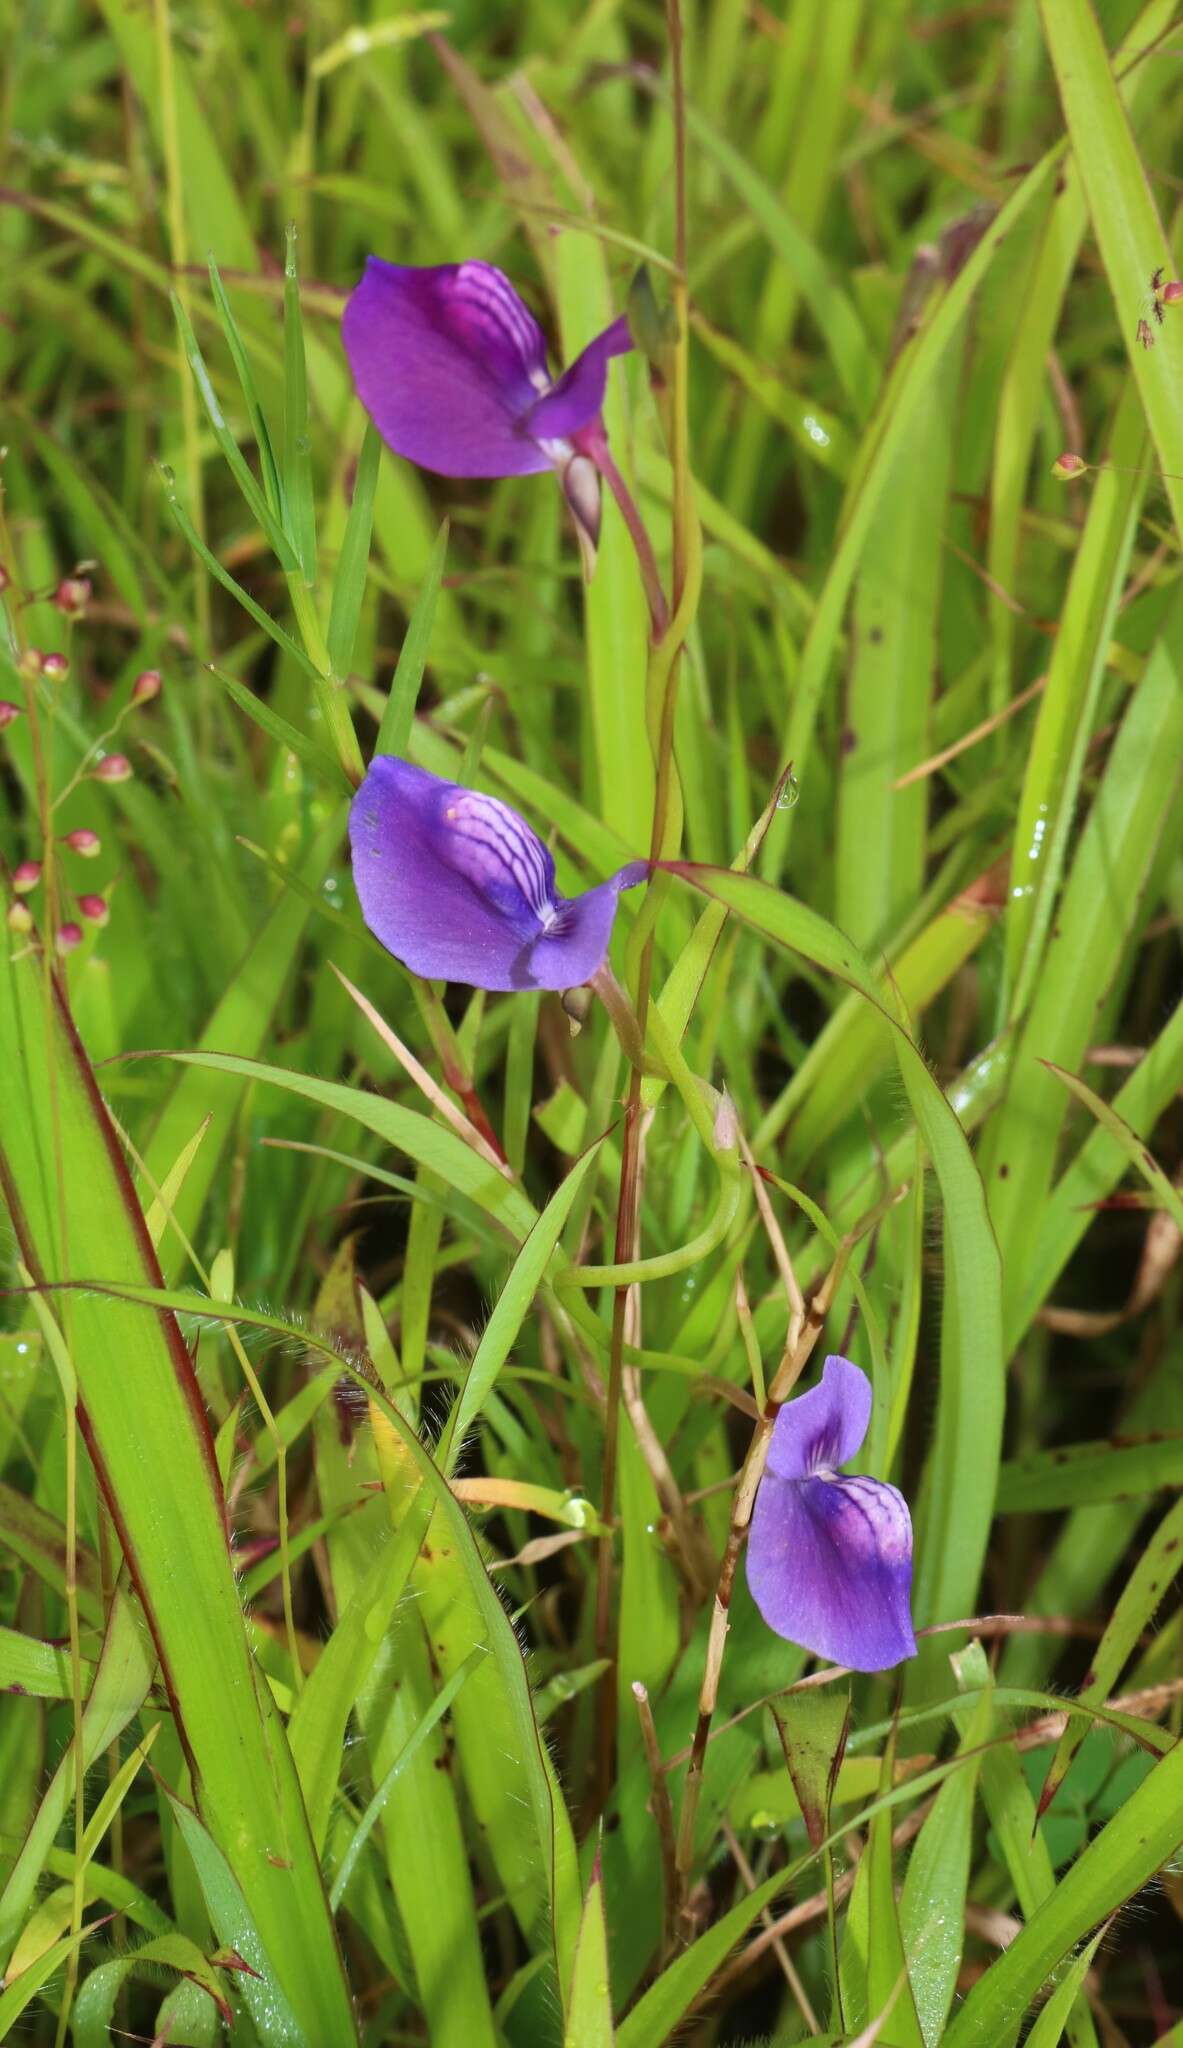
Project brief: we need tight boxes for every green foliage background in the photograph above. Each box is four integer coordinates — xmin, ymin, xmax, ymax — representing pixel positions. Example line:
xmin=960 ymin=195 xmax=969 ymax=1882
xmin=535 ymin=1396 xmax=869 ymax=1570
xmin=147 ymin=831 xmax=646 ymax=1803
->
xmin=1 ymin=0 xmax=1182 ymax=2041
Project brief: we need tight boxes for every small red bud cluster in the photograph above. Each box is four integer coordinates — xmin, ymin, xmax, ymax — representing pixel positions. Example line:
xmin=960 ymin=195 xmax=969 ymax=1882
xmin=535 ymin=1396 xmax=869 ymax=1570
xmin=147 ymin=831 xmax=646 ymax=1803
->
xmin=41 ymin=651 xmax=69 ymax=684
xmin=0 ymin=701 xmax=20 ymax=730
xmin=12 ymin=861 xmax=41 ymax=894
xmin=131 ymin=668 xmax=162 ymax=704
xmin=55 ymin=922 xmax=84 ymax=955
xmin=63 ymin=828 xmax=101 ymax=857
xmin=54 ymin=575 xmax=92 ymax=618
xmin=91 ymin=753 xmax=132 ymax=784
xmin=77 ymin=893 xmax=109 ymax=926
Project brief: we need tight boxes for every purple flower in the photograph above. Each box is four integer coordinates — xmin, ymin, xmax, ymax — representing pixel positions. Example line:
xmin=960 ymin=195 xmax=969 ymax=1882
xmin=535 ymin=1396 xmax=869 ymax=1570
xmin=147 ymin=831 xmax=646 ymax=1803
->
xmin=349 ymin=757 xmax=647 ymax=993
xmin=747 ymin=1356 xmax=916 ymax=1673
xmin=342 ymin=259 xmax=631 ymax=539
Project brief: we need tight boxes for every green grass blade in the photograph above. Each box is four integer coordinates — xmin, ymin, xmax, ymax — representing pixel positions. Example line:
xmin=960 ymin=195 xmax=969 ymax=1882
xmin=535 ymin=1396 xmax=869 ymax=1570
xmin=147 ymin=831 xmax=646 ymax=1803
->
xmin=998 ymin=1435 xmax=1183 ymax=1513
xmin=943 ymin=1730 xmax=1183 ymax=2046
xmin=376 ymin=518 xmax=449 ymax=758
xmin=0 ymin=951 xmax=357 ymax=2038
xmin=287 ymin=1488 xmax=434 ymax=1856
xmin=566 ymin=1854 xmax=614 ymax=2047
xmin=1037 ymin=1492 xmax=1183 ymax=1817
xmin=1039 ymin=0 xmax=1183 ymax=542
xmin=169 ymin=290 xmax=298 ymax=568
xmin=327 ymin=420 xmax=382 ymax=678
xmin=984 ymin=601 xmax=1183 ymax=1315
xmin=441 ymin=1138 xmax=603 ymax=1467
xmin=283 ymin=222 xmax=318 ymax=581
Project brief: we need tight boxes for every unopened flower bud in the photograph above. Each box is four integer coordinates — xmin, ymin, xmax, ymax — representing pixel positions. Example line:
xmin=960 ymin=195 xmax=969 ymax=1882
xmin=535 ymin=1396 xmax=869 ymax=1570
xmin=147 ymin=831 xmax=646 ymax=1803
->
xmin=12 ymin=861 xmax=41 ymax=894
xmin=20 ymin=647 xmax=44 ymax=679
xmin=131 ymin=667 xmax=161 ymax=704
xmin=7 ymin=901 xmax=33 ymax=934
xmin=1162 ymin=281 xmax=1183 ymax=306
xmin=63 ymin=828 xmax=101 ymax=857
xmin=54 ymin=575 xmax=92 ymax=617
xmin=91 ymin=753 xmax=132 ymax=783
xmin=1052 ymin=451 xmax=1087 ymax=479
xmin=712 ymin=1089 xmax=739 ymax=1153
xmin=55 ymin=921 xmax=84 ymax=954
xmin=0 ymin=701 xmax=20 ymax=730
xmin=561 ymin=454 xmax=602 ymax=582
xmin=41 ymin=651 xmax=69 ymax=684
xmin=77 ymin=893 xmax=109 ymax=926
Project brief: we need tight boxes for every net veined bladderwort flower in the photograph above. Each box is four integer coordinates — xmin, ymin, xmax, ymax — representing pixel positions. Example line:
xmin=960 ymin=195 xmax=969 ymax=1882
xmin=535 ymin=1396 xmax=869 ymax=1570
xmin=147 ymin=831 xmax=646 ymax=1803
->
xmin=342 ymin=258 xmax=633 ymax=562
xmin=349 ymin=757 xmax=647 ymax=994
xmin=746 ymin=1355 xmax=916 ymax=1673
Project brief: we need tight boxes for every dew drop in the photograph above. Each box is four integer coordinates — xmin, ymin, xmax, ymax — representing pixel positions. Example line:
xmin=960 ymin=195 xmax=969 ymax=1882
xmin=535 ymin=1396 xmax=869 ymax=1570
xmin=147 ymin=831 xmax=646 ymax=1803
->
xmin=776 ymin=772 xmax=800 ymax=811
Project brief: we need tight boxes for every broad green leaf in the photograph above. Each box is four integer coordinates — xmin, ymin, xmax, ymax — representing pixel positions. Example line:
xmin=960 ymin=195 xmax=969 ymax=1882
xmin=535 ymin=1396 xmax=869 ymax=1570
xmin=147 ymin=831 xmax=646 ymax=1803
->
xmin=73 ymin=1933 xmax=234 ymax=2046
xmin=566 ymin=1855 xmax=614 ymax=2048
xmin=899 ymin=1690 xmax=990 ymax=2046
xmin=769 ymin=1688 xmax=850 ymax=1850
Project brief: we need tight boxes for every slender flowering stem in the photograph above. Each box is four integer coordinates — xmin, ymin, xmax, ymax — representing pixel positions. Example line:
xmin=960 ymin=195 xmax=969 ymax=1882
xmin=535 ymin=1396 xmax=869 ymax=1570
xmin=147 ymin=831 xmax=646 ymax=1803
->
xmin=594 ymin=0 xmax=701 ymax=1798
xmin=633 ymin=1682 xmax=680 ymax=1964
xmin=588 ymin=432 xmax=669 ymax=640
xmin=587 ymin=962 xmax=663 ymax=1075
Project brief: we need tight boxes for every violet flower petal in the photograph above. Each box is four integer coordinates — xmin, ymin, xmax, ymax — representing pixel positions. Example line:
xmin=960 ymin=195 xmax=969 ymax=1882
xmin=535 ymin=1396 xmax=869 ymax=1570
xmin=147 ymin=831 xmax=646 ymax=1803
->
xmin=342 ymin=259 xmax=553 ymax=478
xmin=765 ymin=1353 xmax=872 ymax=1481
xmin=349 ymin=757 xmax=646 ymax=993
xmin=524 ymin=314 xmax=634 ymax=443
xmin=747 ymin=1466 xmax=916 ymax=1672
xmin=528 ymin=863 xmax=650 ymax=990
xmin=745 ymin=1355 xmax=916 ymax=1672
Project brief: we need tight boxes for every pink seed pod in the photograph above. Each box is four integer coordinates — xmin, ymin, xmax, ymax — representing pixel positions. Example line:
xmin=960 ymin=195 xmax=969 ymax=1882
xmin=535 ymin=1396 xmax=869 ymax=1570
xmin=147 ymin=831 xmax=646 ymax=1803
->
xmin=63 ymin=828 xmax=102 ymax=857
xmin=1162 ymin=281 xmax=1183 ymax=306
xmin=77 ymin=893 xmax=109 ymax=926
xmin=131 ymin=668 xmax=162 ymax=704
xmin=0 ymin=701 xmax=21 ymax=730
xmin=54 ymin=575 xmax=92 ymax=617
xmin=12 ymin=861 xmax=41 ymax=894
xmin=41 ymin=652 xmax=69 ymax=684
xmin=55 ymin=921 xmax=84 ymax=954
xmin=1052 ymin=451 xmax=1087 ymax=479
xmin=91 ymin=753 xmax=132 ymax=783
xmin=0 ymin=565 xmax=10 ymax=595
xmin=7 ymin=901 xmax=33 ymax=934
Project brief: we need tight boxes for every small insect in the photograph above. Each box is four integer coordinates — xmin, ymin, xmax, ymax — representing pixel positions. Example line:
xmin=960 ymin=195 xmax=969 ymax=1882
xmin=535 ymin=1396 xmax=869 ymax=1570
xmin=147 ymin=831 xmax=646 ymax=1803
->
xmin=1138 ymin=265 xmax=1183 ymax=341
